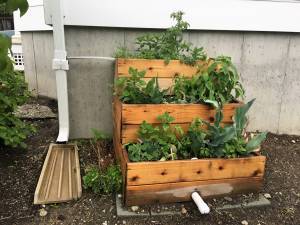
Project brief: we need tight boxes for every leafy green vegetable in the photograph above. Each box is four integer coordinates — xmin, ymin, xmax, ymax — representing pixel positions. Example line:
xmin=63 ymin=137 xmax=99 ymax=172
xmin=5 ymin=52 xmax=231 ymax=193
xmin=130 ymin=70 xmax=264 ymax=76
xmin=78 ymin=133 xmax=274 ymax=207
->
xmin=172 ymin=56 xmax=245 ymax=105
xmin=125 ymin=100 xmax=267 ymax=161
xmin=246 ymin=132 xmax=267 ymax=152
xmin=126 ymin=112 xmax=183 ymax=162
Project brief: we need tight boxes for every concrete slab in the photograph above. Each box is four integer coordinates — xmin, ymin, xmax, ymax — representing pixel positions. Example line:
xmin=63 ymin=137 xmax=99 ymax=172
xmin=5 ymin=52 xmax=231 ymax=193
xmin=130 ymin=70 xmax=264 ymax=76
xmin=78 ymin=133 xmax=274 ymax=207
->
xmin=278 ymin=35 xmax=300 ymax=135
xmin=241 ymin=33 xmax=290 ymax=133
xmin=216 ymin=194 xmax=271 ymax=210
xmin=115 ymin=195 xmax=150 ymax=217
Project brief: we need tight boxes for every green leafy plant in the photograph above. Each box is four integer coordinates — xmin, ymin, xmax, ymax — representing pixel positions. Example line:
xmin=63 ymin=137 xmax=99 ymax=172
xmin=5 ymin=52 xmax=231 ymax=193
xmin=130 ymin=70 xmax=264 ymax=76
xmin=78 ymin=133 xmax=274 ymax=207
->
xmin=0 ymin=0 xmax=34 ymax=149
xmin=115 ymin=11 xmax=206 ymax=65
xmin=173 ymin=56 xmax=245 ymax=105
xmin=90 ymin=128 xmax=112 ymax=170
xmin=0 ymin=71 xmax=35 ymax=148
xmin=126 ymin=100 xmax=267 ymax=161
xmin=83 ymin=164 xmax=122 ymax=194
xmin=126 ymin=112 xmax=184 ymax=162
xmin=196 ymin=99 xmax=267 ymax=158
xmin=114 ymin=67 xmax=167 ymax=103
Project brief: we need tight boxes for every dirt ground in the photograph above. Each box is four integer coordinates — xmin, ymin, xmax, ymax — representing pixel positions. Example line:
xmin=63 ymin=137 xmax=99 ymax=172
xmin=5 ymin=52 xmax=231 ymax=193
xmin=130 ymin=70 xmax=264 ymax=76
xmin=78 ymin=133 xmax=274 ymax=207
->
xmin=0 ymin=97 xmax=299 ymax=225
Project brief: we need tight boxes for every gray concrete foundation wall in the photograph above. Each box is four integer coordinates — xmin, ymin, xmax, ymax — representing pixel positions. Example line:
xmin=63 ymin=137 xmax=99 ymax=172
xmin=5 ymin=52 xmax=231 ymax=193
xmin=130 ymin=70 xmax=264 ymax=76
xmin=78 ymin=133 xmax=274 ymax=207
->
xmin=21 ymin=27 xmax=300 ymax=138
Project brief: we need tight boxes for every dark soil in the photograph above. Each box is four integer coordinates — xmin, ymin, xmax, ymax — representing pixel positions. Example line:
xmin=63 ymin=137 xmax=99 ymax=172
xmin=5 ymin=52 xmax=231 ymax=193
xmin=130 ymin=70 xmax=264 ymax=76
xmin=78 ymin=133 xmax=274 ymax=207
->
xmin=0 ymin=97 xmax=299 ymax=225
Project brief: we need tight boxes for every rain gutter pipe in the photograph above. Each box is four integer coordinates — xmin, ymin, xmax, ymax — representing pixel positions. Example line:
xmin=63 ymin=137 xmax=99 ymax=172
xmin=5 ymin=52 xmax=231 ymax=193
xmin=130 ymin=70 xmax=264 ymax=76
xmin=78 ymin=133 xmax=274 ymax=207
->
xmin=52 ymin=0 xmax=69 ymax=143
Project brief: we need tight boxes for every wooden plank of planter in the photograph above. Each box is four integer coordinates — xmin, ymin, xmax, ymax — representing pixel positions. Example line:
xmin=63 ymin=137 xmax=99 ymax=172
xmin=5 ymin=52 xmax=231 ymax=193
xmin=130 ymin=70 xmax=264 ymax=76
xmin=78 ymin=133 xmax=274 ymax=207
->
xmin=116 ymin=58 xmax=207 ymax=78
xmin=125 ymin=176 xmax=263 ymax=206
xmin=126 ymin=156 xmax=266 ymax=186
xmin=121 ymin=122 xmax=231 ymax=144
xmin=112 ymin=97 xmax=127 ymax=174
xmin=122 ymin=103 xmax=241 ymax=125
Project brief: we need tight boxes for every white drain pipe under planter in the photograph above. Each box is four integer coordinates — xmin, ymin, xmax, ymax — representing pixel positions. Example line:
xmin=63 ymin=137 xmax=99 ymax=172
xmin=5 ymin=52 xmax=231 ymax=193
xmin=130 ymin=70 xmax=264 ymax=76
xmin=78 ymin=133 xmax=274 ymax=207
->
xmin=191 ymin=192 xmax=210 ymax=214
xmin=52 ymin=0 xmax=69 ymax=143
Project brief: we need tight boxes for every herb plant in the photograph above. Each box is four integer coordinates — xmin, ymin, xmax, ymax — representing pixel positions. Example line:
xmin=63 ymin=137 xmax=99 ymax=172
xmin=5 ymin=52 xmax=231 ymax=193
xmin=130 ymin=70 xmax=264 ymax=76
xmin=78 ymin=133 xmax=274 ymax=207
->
xmin=115 ymin=11 xmax=207 ymax=65
xmin=114 ymin=67 xmax=167 ymax=104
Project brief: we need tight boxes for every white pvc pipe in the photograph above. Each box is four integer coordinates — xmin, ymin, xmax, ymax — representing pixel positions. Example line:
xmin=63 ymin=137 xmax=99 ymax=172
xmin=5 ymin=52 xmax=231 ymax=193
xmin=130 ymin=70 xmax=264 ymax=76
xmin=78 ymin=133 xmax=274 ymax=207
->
xmin=52 ymin=0 xmax=70 ymax=143
xmin=68 ymin=56 xmax=116 ymax=61
xmin=191 ymin=192 xmax=210 ymax=214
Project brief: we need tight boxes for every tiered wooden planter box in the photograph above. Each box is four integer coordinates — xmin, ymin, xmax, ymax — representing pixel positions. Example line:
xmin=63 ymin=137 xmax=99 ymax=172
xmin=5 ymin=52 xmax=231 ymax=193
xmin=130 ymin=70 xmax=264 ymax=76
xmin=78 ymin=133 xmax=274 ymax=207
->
xmin=113 ymin=58 xmax=266 ymax=206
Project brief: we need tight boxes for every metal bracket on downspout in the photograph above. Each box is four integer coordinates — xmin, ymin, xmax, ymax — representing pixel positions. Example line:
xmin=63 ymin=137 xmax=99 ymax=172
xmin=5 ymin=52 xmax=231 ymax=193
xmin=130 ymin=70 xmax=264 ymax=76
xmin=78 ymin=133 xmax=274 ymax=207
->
xmin=52 ymin=0 xmax=70 ymax=143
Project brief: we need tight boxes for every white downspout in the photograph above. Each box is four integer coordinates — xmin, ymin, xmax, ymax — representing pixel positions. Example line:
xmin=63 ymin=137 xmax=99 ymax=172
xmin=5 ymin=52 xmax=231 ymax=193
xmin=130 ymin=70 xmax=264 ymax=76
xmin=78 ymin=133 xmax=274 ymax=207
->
xmin=51 ymin=0 xmax=69 ymax=143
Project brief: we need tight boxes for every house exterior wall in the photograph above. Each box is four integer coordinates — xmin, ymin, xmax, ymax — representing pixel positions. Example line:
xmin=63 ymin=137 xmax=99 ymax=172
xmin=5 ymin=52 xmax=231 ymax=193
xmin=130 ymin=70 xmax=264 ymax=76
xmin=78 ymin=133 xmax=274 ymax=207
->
xmin=21 ymin=27 xmax=300 ymax=138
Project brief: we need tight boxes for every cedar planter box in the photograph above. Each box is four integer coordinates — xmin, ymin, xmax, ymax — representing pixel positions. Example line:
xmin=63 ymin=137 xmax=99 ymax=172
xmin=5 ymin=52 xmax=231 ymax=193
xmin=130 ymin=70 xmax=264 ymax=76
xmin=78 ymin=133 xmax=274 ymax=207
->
xmin=113 ymin=58 xmax=266 ymax=206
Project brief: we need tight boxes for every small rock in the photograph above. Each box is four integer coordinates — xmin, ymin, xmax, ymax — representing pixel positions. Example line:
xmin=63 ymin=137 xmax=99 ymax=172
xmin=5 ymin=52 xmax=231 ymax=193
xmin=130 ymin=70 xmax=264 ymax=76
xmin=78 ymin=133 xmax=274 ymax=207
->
xmin=181 ymin=207 xmax=187 ymax=214
xmin=224 ymin=196 xmax=233 ymax=202
xmin=241 ymin=220 xmax=248 ymax=225
xmin=122 ymin=220 xmax=126 ymax=224
xmin=41 ymin=204 xmax=46 ymax=208
xmin=39 ymin=208 xmax=48 ymax=217
xmin=131 ymin=206 xmax=139 ymax=212
xmin=291 ymin=140 xmax=296 ymax=143
xmin=118 ymin=194 xmax=122 ymax=198
xmin=102 ymin=221 xmax=107 ymax=225
xmin=102 ymin=209 xmax=106 ymax=213
xmin=264 ymin=193 xmax=272 ymax=199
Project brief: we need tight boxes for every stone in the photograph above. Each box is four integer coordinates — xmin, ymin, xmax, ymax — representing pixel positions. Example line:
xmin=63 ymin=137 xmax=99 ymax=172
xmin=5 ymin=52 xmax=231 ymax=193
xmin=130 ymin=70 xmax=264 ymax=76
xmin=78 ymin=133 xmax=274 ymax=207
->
xmin=131 ymin=206 xmax=139 ymax=212
xmin=264 ymin=193 xmax=272 ymax=199
xmin=291 ymin=140 xmax=296 ymax=143
xmin=39 ymin=208 xmax=48 ymax=217
xmin=224 ymin=196 xmax=233 ymax=201
xmin=181 ymin=207 xmax=187 ymax=214
xmin=241 ymin=220 xmax=248 ymax=225
xmin=102 ymin=221 xmax=107 ymax=225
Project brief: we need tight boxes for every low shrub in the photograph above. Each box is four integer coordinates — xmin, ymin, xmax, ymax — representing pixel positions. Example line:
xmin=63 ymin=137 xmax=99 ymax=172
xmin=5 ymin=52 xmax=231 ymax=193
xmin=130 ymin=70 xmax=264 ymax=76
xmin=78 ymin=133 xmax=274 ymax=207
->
xmin=83 ymin=164 xmax=122 ymax=194
xmin=0 ymin=71 xmax=35 ymax=148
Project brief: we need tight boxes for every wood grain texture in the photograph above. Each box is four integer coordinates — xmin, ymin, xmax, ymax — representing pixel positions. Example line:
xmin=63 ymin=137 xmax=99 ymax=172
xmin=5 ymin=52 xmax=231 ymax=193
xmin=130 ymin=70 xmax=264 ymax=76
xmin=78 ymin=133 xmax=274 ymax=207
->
xmin=126 ymin=177 xmax=263 ymax=206
xmin=116 ymin=58 xmax=206 ymax=78
xmin=126 ymin=156 xmax=266 ymax=186
xmin=122 ymin=103 xmax=242 ymax=125
xmin=34 ymin=144 xmax=82 ymax=204
xmin=121 ymin=122 xmax=231 ymax=144
xmin=112 ymin=97 xmax=126 ymax=173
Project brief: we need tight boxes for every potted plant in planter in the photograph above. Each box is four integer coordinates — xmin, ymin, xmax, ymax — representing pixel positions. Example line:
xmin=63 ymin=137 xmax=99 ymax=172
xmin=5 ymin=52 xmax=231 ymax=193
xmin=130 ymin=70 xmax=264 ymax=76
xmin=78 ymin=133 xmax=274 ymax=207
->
xmin=112 ymin=11 xmax=266 ymax=206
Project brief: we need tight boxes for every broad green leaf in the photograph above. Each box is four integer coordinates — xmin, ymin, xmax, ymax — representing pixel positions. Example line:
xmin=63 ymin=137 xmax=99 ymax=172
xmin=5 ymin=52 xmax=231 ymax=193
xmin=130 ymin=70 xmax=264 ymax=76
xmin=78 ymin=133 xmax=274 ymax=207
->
xmin=234 ymin=99 xmax=255 ymax=136
xmin=246 ymin=132 xmax=267 ymax=152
